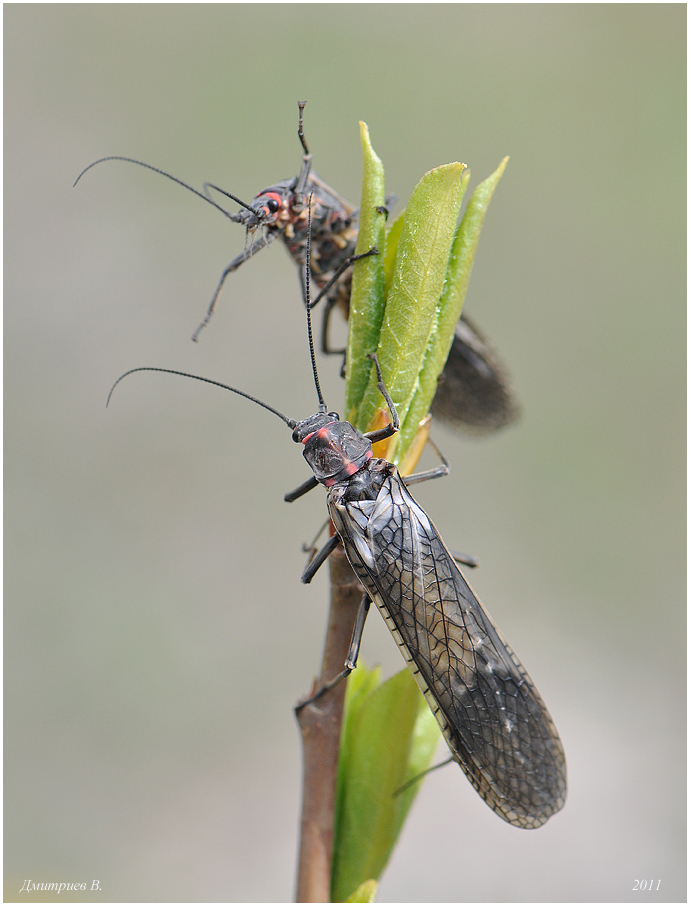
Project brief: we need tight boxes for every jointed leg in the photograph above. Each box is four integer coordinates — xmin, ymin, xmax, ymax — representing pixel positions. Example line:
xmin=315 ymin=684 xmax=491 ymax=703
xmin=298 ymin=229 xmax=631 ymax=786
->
xmin=296 ymin=594 xmax=371 ymax=711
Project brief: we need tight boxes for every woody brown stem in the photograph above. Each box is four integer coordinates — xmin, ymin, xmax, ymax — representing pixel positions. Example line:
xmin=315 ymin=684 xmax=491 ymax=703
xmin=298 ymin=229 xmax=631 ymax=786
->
xmin=295 ymin=546 xmax=363 ymax=903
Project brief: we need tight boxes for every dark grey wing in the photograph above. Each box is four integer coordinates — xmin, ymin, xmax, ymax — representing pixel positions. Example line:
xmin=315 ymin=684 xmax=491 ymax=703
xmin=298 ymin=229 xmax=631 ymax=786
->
xmin=332 ymin=472 xmax=566 ymax=829
xmin=431 ymin=313 xmax=520 ymax=435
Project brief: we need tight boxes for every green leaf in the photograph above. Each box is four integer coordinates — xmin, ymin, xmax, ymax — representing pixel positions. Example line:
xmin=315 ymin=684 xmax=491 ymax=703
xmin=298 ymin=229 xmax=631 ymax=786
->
xmin=350 ymin=162 xmax=466 ymax=462
xmin=345 ymin=122 xmax=387 ymax=423
xmin=400 ymin=157 xmax=508 ymax=453
xmin=382 ymin=211 xmax=405 ymax=294
xmin=331 ymin=667 xmax=441 ymax=903
xmin=433 ymin=156 xmax=510 ymax=381
xmin=344 ymin=879 xmax=378 ymax=903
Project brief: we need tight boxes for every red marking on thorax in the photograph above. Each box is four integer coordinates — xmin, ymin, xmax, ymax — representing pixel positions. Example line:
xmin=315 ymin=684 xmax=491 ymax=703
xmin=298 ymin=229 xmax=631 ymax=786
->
xmin=301 ymin=422 xmax=338 ymax=445
xmin=322 ymin=451 xmax=371 ymax=486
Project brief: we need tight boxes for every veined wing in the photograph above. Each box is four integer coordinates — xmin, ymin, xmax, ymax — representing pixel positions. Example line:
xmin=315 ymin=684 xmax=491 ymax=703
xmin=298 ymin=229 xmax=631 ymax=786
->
xmin=329 ymin=464 xmax=567 ymax=829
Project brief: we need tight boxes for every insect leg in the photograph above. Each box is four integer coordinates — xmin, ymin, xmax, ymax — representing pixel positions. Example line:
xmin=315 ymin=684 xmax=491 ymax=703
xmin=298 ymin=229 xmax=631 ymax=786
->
xmin=308 ymin=247 xmax=379 ymax=314
xmin=284 ymin=475 xmax=319 ymax=503
xmin=401 ymin=434 xmax=450 ymax=485
xmin=401 ymin=463 xmax=479 ymax=566
xmin=314 ymin=249 xmax=379 ymax=363
xmin=301 ymin=533 xmax=340 ymax=584
xmin=301 ymin=517 xmax=331 ymax=555
xmin=320 ymin=296 xmax=344 ymax=359
xmin=191 ymin=232 xmax=278 ymax=342
xmin=401 ymin=464 xmax=449 ymax=484
xmin=449 ymin=550 xmax=479 ymax=569
xmin=393 ymin=757 xmax=455 ymax=797
xmin=294 ymin=154 xmax=313 ymax=210
xmin=293 ymin=101 xmax=313 ymax=205
xmin=401 ymin=442 xmax=479 ymax=568
xmin=362 ymin=353 xmax=400 ymax=446
xmin=295 ymin=594 xmax=371 ymax=710
xmin=342 ymin=594 xmax=371 ymax=675
xmin=296 ymin=101 xmax=310 ymax=156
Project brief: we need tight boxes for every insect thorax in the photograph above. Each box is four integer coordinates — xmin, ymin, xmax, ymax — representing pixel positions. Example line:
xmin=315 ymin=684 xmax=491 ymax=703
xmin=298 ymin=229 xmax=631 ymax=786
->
xmin=294 ymin=416 xmax=374 ymax=488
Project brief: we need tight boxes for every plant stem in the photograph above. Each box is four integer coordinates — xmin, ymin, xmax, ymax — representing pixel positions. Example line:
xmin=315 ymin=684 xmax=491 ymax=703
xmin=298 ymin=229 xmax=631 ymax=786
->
xmin=295 ymin=547 xmax=362 ymax=902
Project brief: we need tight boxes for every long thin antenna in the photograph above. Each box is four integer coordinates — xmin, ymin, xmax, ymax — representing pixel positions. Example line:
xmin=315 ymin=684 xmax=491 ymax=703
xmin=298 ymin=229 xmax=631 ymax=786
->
xmin=203 ymin=181 xmax=262 ymax=218
xmin=73 ymin=156 xmax=256 ymax=222
xmin=106 ymin=367 xmax=296 ymax=428
xmin=303 ymin=197 xmax=326 ymax=410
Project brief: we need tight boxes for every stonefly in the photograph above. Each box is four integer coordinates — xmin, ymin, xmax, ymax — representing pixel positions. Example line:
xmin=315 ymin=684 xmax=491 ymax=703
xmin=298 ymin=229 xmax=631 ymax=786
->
xmin=77 ymin=102 xmax=519 ymax=436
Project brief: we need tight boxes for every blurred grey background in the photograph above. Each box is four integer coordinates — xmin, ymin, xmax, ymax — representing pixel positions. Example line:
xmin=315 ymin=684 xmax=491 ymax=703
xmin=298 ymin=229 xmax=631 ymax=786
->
xmin=5 ymin=5 xmax=685 ymax=903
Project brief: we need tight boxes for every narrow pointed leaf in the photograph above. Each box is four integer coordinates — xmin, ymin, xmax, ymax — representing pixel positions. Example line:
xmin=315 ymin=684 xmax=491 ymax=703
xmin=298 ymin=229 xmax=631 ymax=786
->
xmin=345 ymin=123 xmax=387 ymax=422
xmin=399 ymin=157 xmax=508 ymax=452
xmin=437 ymin=156 xmax=509 ymax=346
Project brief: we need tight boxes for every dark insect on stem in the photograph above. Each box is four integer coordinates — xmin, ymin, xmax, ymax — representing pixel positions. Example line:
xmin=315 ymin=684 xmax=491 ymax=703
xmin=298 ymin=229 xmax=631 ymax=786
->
xmin=107 ymin=206 xmax=566 ymax=830
xmin=76 ymin=102 xmax=519 ymax=435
